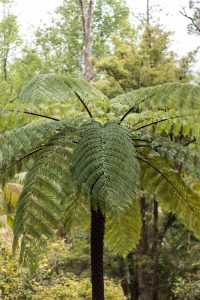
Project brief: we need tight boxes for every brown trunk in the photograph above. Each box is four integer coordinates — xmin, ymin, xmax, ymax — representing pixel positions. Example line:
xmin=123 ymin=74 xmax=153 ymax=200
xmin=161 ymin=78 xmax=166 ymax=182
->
xmin=79 ymin=0 xmax=94 ymax=82
xmin=137 ymin=197 xmax=175 ymax=300
xmin=117 ymin=256 xmax=130 ymax=298
xmin=127 ymin=252 xmax=139 ymax=300
xmin=91 ymin=207 xmax=105 ymax=300
xmin=137 ymin=196 xmax=152 ymax=300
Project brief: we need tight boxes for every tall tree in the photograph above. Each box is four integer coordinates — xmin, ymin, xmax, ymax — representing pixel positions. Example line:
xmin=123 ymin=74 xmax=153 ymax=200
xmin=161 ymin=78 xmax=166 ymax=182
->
xmin=94 ymin=26 xmax=195 ymax=98
xmin=79 ymin=0 xmax=94 ymax=81
xmin=34 ymin=0 xmax=130 ymax=79
xmin=1 ymin=75 xmax=200 ymax=300
xmin=0 ymin=0 xmax=21 ymax=81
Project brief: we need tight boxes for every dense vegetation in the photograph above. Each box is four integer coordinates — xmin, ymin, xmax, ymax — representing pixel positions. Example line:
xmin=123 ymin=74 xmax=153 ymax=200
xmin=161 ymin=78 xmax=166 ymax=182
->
xmin=0 ymin=0 xmax=200 ymax=299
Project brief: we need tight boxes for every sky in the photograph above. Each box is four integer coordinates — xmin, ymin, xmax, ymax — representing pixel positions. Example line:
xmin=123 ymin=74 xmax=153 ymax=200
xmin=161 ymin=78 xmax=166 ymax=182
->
xmin=13 ymin=0 xmax=200 ymax=68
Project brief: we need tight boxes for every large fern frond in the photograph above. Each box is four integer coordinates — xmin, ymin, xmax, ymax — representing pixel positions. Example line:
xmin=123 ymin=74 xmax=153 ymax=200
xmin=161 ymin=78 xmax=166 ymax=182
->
xmin=133 ymin=132 xmax=200 ymax=176
xmin=105 ymin=200 xmax=141 ymax=256
xmin=19 ymin=75 xmax=109 ymax=117
xmin=13 ymin=129 xmax=81 ymax=269
xmin=71 ymin=121 xmax=140 ymax=213
xmin=121 ymin=109 xmax=200 ymax=138
xmin=0 ymin=118 xmax=83 ymax=182
xmin=139 ymin=155 xmax=200 ymax=238
xmin=111 ymin=83 xmax=200 ymax=113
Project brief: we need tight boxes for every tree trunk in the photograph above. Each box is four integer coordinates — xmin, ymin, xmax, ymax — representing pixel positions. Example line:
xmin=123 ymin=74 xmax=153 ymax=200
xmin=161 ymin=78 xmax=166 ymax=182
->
xmin=117 ymin=256 xmax=130 ymax=298
xmin=127 ymin=252 xmax=139 ymax=300
xmin=91 ymin=207 xmax=105 ymax=300
xmin=137 ymin=196 xmax=152 ymax=300
xmin=137 ymin=197 xmax=175 ymax=300
xmin=79 ymin=0 xmax=94 ymax=82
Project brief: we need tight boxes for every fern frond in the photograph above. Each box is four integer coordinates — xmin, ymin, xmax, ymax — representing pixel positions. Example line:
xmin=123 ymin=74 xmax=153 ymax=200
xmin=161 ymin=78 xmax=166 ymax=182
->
xmin=139 ymin=155 xmax=200 ymax=238
xmin=111 ymin=83 xmax=200 ymax=113
xmin=119 ymin=109 xmax=200 ymax=138
xmin=20 ymin=75 xmax=109 ymax=117
xmin=105 ymin=200 xmax=141 ymax=256
xmin=13 ymin=129 xmax=80 ymax=269
xmin=71 ymin=121 xmax=140 ymax=213
xmin=134 ymin=132 xmax=200 ymax=176
xmin=0 ymin=118 xmax=83 ymax=182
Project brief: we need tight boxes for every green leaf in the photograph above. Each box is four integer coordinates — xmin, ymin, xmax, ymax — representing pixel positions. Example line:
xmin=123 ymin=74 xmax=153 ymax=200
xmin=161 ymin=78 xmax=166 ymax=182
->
xmin=71 ymin=121 xmax=140 ymax=213
xmin=105 ymin=200 xmax=142 ymax=256
xmin=139 ymin=155 xmax=200 ymax=239
xmin=20 ymin=74 xmax=109 ymax=117
xmin=13 ymin=129 xmax=80 ymax=269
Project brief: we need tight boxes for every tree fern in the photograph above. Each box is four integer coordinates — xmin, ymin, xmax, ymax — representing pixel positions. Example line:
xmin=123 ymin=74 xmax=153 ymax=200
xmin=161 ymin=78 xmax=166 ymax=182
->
xmin=1 ymin=75 xmax=200 ymax=300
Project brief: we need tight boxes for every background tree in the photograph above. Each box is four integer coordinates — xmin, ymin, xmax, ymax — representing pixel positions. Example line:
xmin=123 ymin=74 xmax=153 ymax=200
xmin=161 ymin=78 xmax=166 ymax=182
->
xmin=180 ymin=1 xmax=200 ymax=35
xmin=34 ymin=0 xmax=130 ymax=80
xmin=94 ymin=24 xmax=195 ymax=98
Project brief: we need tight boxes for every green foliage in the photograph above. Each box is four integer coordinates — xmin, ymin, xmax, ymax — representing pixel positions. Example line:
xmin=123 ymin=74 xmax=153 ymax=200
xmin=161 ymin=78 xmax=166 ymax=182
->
xmin=0 ymin=237 xmax=126 ymax=299
xmin=0 ymin=74 xmax=199 ymax=274
xmin=105 ymin=200 xmax=142 ymax=256
xmin=94 ymin=25 xmax=194 ymax=98
xmin=34 ymin=0 xmax=131 ymax=75
xmin=12 ymin=128 xmax=83 ymax=269
xmin=71 ymin=121 xmax=140 ymax=213
xmin=140 ymin=155 xmax=200 ymax=239
xmin=110 ymin=83 xmax=200 ymax=138
xmin=158 ymin=222 xmax=200 ymax=300
xmin=19 ymin=74 xmax=109 ymax=119
xmin=111 ymin=82 xmax=200 ymax=113
xmin=0 ymin=118 xmax=80 ymax=182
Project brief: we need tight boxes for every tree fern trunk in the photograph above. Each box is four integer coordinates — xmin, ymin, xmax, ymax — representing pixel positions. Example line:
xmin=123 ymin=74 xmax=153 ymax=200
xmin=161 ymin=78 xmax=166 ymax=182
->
xmin=91 ymin=207 xmax=105 ymax=300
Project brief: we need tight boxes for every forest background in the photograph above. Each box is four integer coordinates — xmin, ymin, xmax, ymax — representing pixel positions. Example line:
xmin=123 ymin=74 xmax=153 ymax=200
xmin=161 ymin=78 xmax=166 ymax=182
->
xmin=0 ymin=0 xmax=200 ymax=299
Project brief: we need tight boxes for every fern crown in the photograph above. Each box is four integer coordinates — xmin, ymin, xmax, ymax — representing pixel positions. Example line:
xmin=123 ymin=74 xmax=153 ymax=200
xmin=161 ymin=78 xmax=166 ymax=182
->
xmin=1 ymin=75 xmax=200 ymax=267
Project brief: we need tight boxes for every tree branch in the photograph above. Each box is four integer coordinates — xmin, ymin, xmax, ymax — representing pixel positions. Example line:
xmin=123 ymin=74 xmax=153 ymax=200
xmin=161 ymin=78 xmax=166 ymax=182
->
xmin=180 ymin=7 xmax=200 ymax=33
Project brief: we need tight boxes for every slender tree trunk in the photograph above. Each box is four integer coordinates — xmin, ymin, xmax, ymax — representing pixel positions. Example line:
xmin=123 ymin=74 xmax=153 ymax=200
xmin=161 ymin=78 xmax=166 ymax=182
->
xmin=117 ymin=256 xmax=130 ymax=298
xmin=91 ymin=207 xmax=105 ymax=300
xmin=137 ymin=197 xmax=175 ymax=300
xmin=137 ymin=196 xmax=152 ymax=300
xmin=127 ymin=252 xmax=139 ymax=300
xmin=79 ymin=0 xmax=94 ymax=82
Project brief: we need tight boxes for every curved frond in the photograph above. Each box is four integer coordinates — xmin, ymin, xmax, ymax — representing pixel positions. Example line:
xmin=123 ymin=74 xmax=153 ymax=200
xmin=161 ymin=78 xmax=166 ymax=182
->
xmin=139 ymin=155 xmax=200 ymax=238
xmin=13 ymin=129 xmax=81 ymax=269
xmin=121 ymin=109 xmax=200 ymax=138
xmin=105 ymin=200 xmax=141 ymax=256
xmin=111 ymin=83 xmax=200 ymax=113
xmin=134 ymin=132 xmax=200 ymax=176
xmin=20 ymin=75 xmax=109 ymax=117
xmin=0 ymin=118 xmax=83 ymax=182
xmin=71 ymin=121 xmax=140 ymax=213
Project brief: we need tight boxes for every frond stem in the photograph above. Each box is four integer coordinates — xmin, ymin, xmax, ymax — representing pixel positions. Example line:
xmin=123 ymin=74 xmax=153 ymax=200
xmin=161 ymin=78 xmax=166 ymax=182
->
xmin=184 ymin=138 xmax=196 ymax=146
xmin=6 ymin=110 xmax=60 ymax=121
xmin=119 ymin=93 xmax=155 ymax=124
xmin=134 ymin=114 xmax=196 ymax=131
xmin=74 ymin=91 xmax=93 ymax=118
